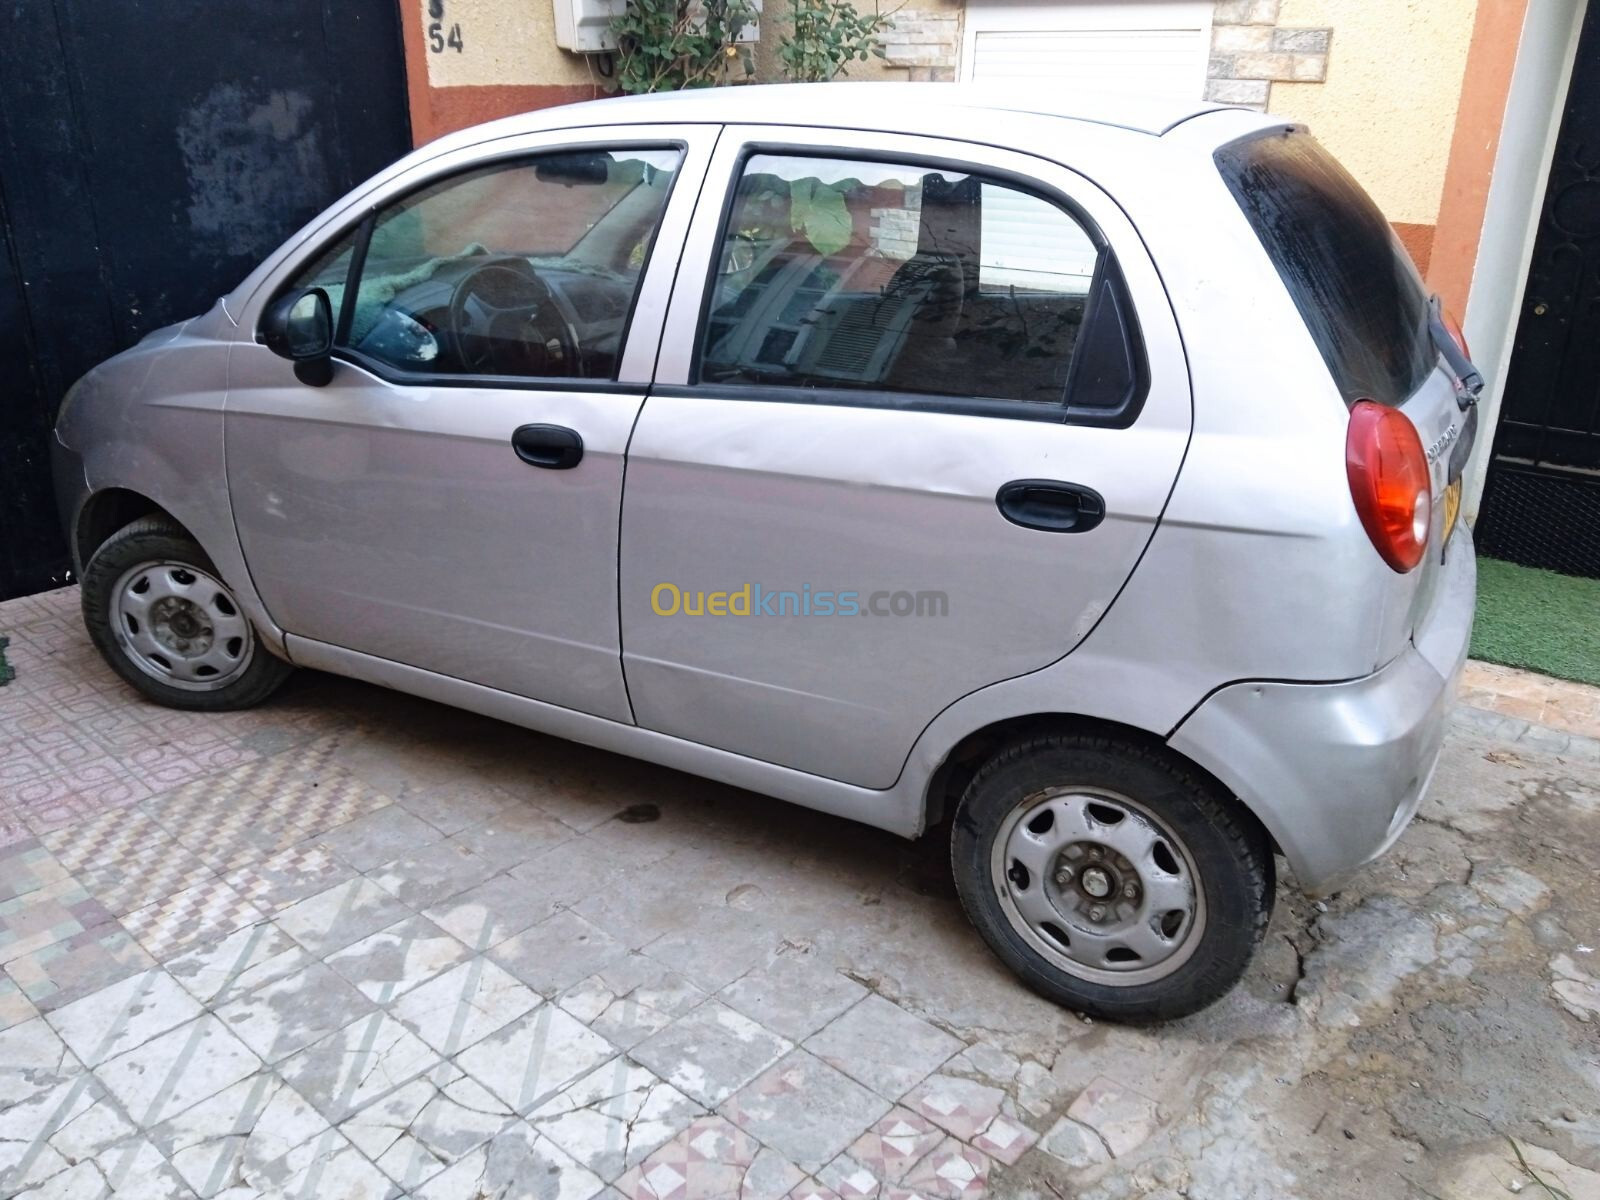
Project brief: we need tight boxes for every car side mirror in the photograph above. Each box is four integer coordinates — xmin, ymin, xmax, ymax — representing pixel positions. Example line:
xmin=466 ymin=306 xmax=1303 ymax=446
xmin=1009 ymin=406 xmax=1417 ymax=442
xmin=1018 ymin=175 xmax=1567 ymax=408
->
xmin=262 ymin=287 xmax=335 ymax=386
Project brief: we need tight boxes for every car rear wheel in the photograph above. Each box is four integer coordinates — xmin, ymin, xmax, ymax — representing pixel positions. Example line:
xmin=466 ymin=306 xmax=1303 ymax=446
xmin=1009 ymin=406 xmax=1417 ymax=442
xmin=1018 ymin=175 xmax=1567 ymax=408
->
xmin=81 ymin=515 xmax=293 ymax=710
xmin=951 ymin=731 xmax=1273 ymax=1022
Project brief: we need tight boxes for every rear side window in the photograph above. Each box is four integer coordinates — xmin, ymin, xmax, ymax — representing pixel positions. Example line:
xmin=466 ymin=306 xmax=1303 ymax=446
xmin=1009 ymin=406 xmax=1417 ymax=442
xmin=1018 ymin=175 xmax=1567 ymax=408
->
xmin=696 ymin=152 xmax=1145 ymax=422
xmin=1216 ymin=130 xmax=1433 ymax=407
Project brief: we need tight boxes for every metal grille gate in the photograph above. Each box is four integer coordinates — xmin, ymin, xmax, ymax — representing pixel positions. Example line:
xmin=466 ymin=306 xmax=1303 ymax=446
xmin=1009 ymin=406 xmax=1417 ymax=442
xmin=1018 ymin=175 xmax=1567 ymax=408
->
xmin=0 ymin=0 xmax=412 ymax=599
xmin=1475 ymin=0 xmax=1600 ymax=578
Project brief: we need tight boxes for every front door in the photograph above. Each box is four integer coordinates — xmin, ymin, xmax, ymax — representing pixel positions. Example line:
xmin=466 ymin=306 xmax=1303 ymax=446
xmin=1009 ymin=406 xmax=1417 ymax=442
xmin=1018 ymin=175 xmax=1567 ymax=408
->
xmin=619 ymin=128 xmax=1192 ymax=788
xmin=227 ymin=131 xmax=710 ymax=720
xmin=1475 ymin=0 xmax=1600 ymax=578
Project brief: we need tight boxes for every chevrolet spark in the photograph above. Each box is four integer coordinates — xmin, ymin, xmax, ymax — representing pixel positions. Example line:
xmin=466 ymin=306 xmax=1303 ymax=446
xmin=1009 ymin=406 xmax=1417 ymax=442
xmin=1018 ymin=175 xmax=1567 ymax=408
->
xmin=52 ymin=84 xmax=1480 ymax=1021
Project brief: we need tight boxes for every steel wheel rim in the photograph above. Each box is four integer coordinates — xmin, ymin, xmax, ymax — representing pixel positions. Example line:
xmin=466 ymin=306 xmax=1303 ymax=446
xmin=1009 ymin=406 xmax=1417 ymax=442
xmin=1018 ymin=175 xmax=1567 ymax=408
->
xmin=112 ymin=560 xmax=254 ymax=691
xmin=990 ymin=786 xmax=1206 ymax=986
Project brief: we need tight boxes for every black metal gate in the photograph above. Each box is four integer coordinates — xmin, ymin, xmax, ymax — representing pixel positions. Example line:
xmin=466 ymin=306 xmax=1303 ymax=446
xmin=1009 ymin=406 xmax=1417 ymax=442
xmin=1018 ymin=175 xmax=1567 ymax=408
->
xmin=0 ymin=0 xmax=411 ymax=600
xmin=1475 ymin=0 xmax=1600 ymax=578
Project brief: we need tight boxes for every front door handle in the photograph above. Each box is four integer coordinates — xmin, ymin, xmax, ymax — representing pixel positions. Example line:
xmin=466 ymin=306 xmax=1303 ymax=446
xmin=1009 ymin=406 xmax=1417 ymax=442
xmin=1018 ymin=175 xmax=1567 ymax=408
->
xmin=996 ymin=479 xmax=1105 ymax=533
xmin=511 ymin=424 xmax=583 ymax=470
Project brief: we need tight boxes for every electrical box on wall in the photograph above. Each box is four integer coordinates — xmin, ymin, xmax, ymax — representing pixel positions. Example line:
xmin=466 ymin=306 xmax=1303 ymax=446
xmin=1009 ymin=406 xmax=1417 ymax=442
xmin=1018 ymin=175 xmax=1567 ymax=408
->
xmin=726 ymin=0 xmax=762 ymax=46
xmin=553 ymin=0 xmax=626 ymax=53
xmin=552 ymin=0 xmax=761 ymax=53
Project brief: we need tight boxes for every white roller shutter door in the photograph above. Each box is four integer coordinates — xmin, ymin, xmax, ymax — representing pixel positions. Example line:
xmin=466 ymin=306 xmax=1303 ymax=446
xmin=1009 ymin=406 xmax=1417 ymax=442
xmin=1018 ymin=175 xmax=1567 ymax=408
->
xmin=961 ymin=1 xmax=1213 ymax=103
xmin=961 ymin=2 xmax=1212 ymax=284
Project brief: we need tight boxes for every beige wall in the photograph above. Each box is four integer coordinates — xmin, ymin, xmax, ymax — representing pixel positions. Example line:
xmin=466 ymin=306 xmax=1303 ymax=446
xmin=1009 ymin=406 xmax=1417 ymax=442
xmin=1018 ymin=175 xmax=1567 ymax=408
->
xmin=407 ymin=0 xmax=955 ymax=144
xmin=1268 ymin=0 xmax=1478 ymax=226
xmin=419 ymin=0 xmax=934 ymax=95
xmin=420 ymin=0 xmax=593 ymax=88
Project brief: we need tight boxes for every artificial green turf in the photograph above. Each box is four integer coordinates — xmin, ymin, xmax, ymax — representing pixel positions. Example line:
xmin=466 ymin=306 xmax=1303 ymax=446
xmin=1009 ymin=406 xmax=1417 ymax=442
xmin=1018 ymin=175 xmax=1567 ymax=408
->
xmin=1471 ymin=556 xmax=1600 ymax=687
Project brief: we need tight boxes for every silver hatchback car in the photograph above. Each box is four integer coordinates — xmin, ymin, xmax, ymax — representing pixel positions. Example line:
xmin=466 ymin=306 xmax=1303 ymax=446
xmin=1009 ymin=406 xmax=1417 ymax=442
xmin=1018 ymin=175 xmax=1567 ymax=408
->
xmin=53 ymin=84 xmax=1480 ymax=1021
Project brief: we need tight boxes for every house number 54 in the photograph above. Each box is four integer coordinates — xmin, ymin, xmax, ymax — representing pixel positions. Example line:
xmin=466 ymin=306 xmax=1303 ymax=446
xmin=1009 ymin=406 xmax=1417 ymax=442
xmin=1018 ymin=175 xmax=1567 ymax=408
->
xmin=427 ymin=0 xmax=464 ymax=52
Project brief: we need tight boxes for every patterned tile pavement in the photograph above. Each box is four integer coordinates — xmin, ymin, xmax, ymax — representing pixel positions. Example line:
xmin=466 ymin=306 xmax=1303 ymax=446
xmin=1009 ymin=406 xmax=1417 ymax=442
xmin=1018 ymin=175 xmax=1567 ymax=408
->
xmin=1 ymin=584 xmax=1597 ymax=1199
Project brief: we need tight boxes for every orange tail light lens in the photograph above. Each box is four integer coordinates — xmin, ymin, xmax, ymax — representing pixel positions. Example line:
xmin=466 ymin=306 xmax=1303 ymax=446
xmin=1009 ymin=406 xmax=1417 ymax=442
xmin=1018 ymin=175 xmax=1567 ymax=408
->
xmin=1347 ymin=400 xmax=1431 ymax=572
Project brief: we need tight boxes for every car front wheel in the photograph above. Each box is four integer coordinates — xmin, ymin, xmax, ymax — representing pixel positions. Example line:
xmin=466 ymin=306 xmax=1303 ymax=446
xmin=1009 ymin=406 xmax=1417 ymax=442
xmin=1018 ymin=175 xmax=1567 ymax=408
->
xmin=81 ymin=515 xmax=293 ymax=710
xmin=951 ymin=731 xmax=1273 ymax=1023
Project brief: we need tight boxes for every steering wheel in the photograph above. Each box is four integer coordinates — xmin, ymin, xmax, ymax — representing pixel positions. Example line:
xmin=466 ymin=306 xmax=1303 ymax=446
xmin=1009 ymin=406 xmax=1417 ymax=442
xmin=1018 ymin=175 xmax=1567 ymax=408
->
xmin=447 ymin=257 xmax=579 ymax=377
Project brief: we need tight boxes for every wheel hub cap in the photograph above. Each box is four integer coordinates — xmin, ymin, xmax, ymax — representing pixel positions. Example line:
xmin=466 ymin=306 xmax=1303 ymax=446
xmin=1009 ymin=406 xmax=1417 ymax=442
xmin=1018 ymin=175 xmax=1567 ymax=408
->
xmin=150 ymin=596 xmax=214 ymax=655
xmin=113 ymin=561 xmax=253 ymax=691
xmin=992 ymin=788 xmax=1205 ymax=984
xmin=1079 ymin=865 xmax=1113 ymax=899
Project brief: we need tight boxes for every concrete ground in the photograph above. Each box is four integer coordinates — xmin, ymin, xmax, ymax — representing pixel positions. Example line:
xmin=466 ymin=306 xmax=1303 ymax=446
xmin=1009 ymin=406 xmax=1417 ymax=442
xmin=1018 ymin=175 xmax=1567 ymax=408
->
xmin=1 ymin=584 xmax=1597 ymax=1200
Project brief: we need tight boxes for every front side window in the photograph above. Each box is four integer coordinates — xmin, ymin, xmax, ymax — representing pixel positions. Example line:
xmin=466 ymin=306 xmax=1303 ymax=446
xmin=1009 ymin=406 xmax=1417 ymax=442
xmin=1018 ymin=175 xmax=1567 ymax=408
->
xmin=290 ymin=147 xmax=682 ymax=380
xmin=699 ymin=154 xmax=1106 ymax=407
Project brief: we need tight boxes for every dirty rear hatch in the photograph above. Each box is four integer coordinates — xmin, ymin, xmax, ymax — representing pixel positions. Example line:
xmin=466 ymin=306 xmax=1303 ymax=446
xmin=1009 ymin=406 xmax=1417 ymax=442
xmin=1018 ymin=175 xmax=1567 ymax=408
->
xmin=1214 ymin=127 xmax=1478 ymax=671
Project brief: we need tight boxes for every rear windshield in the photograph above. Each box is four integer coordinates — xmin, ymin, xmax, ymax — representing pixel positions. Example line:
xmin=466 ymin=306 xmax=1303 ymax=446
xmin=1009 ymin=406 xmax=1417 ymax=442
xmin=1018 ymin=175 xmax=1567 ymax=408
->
xmin=1215 ymin=129 xmax=1434 ymax=407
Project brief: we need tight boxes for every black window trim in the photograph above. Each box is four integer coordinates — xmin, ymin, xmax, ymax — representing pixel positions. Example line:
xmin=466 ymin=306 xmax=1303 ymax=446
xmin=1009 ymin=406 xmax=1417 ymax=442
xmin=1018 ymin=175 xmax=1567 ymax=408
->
xmin=685 ymin=141 xmax=1150 ymax=428
xmin=257 ymin=138 xmax=690 ymax=392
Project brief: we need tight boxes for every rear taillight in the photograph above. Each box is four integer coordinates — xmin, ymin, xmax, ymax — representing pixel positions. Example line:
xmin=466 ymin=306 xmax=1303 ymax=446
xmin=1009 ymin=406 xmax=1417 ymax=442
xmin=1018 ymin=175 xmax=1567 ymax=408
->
xmin=1347 ymin=400 xmax=1431 ymax=572
xmin=1441 ymin=306 xmax=1471 ymax=360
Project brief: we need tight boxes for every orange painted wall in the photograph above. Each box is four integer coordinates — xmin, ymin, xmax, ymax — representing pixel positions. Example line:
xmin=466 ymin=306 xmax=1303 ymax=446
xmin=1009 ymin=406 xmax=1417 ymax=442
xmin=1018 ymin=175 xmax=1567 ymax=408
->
xmin=1428 ymin=0 xmax=1531 ymax=317
xmin=1393 ymin=222 xmax=1437 ymax=276
xmin=412 ymin=82 xmax=605 ymax=144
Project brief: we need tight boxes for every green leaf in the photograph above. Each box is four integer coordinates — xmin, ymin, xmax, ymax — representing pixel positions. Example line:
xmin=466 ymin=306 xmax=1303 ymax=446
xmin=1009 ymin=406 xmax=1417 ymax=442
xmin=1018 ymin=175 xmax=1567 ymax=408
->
xmin=802 ymin=183 xmax=852 ymax=256
xmin=788 ymin=177 xmax=816 ymax=234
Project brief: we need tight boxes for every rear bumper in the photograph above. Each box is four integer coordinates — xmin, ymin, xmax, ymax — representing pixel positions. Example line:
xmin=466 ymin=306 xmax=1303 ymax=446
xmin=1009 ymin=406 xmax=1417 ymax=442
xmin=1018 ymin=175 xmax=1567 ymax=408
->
xmin=1168 ymin=528 xmax=1477 ymax=893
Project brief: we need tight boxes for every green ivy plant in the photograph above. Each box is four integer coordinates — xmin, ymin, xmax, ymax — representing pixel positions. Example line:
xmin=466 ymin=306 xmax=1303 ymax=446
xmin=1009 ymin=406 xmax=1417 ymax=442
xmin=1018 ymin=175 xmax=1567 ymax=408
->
xmin=610 ymin=0 xmax=759 ymax=93
xmin=777 ymin=0 xmax=894 ymax=83
xmin=787 ymin=176 xmax=853 ymax=255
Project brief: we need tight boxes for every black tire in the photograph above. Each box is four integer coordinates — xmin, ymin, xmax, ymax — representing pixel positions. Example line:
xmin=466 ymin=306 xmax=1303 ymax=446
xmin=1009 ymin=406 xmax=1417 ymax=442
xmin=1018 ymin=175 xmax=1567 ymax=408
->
xmin=81 ymin=515 xmax=293 ymax=711
xmin=950 ymin=731 xmax=1273 ymax=1023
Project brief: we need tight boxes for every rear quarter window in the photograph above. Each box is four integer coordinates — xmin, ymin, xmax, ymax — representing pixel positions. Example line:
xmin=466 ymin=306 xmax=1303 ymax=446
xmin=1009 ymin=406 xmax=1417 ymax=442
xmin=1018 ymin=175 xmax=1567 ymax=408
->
xmin=1215 ymin=129 xmax=1434 ymax=407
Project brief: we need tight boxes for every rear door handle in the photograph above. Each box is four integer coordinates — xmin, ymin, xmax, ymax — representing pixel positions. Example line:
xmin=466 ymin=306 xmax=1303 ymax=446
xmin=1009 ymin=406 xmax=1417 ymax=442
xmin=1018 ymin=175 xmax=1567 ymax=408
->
xmin=996 ymin=479 xmax=1105 ymax=533
xmin=511 ymin=424 xmax=583 ymax=470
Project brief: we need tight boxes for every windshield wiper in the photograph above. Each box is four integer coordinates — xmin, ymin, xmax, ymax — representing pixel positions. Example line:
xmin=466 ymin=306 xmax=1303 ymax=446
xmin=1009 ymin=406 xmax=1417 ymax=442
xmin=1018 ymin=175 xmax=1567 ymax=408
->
xmin=1428 ymin=294 xmax=1484 ymax=406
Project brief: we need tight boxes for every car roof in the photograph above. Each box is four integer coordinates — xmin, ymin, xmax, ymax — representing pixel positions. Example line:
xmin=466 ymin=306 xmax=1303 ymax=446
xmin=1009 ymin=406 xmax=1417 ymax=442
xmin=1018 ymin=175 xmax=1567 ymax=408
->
xmin=534 ymin=83 xmax=1225 ymax=138
xmin=410 ymin=83 xmax=1281 ymax=188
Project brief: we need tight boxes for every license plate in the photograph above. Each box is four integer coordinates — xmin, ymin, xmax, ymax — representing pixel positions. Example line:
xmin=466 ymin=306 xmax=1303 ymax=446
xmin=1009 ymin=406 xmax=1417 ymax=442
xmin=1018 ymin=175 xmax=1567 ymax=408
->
xmin=1442 ymin=478 xmax=1462 ymax=544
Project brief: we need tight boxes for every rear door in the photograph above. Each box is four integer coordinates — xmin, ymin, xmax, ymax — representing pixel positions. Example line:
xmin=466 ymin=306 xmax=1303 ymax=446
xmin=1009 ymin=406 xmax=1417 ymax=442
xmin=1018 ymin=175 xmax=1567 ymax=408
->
xmin=618 ymin=127 xmax=1192 ymax=789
